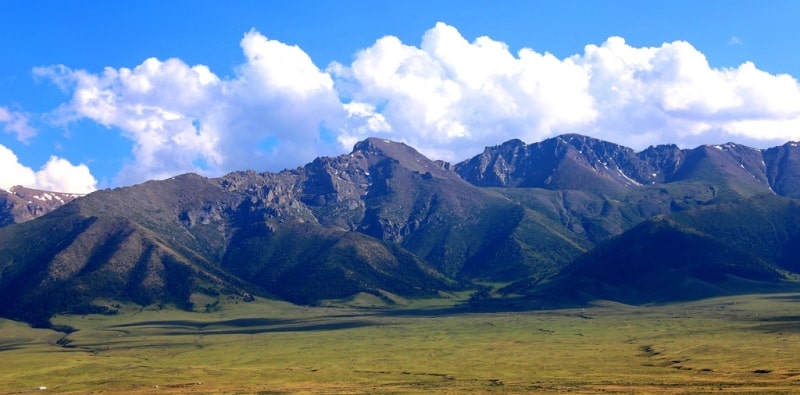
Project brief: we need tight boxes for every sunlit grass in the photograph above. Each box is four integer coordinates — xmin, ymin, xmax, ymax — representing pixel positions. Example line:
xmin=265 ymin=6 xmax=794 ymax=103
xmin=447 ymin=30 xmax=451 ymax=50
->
xmin=2 ymin=293 xmax=800 ymax=394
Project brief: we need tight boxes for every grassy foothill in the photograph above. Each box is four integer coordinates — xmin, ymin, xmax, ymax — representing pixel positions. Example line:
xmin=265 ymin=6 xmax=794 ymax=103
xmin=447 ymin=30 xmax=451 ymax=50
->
xmin=2 ymin=293 xmax=800 ymax=394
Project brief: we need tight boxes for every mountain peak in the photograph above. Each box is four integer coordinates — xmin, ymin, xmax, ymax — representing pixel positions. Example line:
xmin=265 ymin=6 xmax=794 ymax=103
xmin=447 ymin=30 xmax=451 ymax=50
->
xmin=498 ymin=138 xmax=526 ymax=149
xmin=352 ymin=137 xmax=410 ymax=153
xmin=351 ymin=137 xmax=453 ymax=177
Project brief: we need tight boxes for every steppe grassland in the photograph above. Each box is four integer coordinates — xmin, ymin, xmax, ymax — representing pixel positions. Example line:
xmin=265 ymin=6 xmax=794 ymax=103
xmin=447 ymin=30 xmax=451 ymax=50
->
xmin=1 ymin=293 xmax=800 ymax=394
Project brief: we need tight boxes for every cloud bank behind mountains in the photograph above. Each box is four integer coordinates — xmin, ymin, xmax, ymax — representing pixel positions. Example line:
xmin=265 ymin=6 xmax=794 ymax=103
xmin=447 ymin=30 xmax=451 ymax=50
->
xmin=25 ymin=22 xmax=800 ymax=190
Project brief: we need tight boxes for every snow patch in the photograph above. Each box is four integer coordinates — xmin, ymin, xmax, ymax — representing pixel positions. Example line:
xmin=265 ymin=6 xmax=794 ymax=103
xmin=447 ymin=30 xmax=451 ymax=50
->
xmin=617 ymin=169 xmax=642 ymax=186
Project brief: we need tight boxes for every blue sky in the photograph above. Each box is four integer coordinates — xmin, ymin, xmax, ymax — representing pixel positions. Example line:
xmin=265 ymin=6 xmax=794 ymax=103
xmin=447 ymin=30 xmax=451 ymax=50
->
xmin=2 ymin=1 xmax=800 ymax=192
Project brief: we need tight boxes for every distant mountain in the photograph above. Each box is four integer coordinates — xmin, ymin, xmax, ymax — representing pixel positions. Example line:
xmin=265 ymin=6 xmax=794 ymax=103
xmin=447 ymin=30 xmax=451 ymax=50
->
xmin=3 ymin=134 xmax=800 ymax=326
xmin=0 ymin=186 xmax=81 ymax=226
xmin=456 ymin=134 xmax=800 ymax=198
xmin=455 ymin=135 xmax=651 ymax=192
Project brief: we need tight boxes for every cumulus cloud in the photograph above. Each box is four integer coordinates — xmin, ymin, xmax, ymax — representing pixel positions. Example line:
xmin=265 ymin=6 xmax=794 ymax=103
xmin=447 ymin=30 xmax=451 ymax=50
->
xmin=577 ymin=37 xmax=800 ymax=148
xmin=34 ymin=23 xmax=800 ymax=186
xmin=0 ymin=144 xmax=97 ymax=193
xmin=333 ymin=23 xmax=800 ymax=159
xmin=331 ymin=22 xmax=597 ymax=161
xmin=0 ymin=106 xmax=36 ymax=142
xmin=36 ymin=29 xmax=345 ymax=186
xmin=0 ymin=145 xmax=36 ymax=189
xmin=34 ymin=156 xmax=98 ymax=193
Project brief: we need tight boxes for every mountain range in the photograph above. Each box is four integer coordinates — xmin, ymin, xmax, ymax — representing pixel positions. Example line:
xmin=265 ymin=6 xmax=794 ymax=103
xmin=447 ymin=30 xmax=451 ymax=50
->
xmin=2 ymin=134 xmax=800 ymax=326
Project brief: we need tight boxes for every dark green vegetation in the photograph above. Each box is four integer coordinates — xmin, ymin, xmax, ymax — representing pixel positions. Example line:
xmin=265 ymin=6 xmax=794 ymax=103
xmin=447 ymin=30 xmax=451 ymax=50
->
xmin=3 ymin=294 xmax=800 ymax=394
xmin=2 ymin=135 xmax=800 ymax=328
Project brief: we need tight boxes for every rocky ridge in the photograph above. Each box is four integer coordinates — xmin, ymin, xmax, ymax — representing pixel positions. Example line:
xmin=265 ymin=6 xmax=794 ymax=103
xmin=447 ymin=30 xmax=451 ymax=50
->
xmin=455 ymin=134 xmax=800 ymax=198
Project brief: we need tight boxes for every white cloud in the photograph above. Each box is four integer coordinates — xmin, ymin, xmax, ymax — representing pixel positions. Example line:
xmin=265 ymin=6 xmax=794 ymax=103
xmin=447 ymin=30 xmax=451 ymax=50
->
xmin=577 ymin=37 xmax=800 ymax=147
xmin=34 ymin=23 xmax=800 ymax=187
xmin=333 ymin=24 xmax=800 ymax=157
xmin=0 ymin=145 xmax=96 ymax=193
xmin=330 ymin=22 xmax=597 ymax=161
xmin=0 ymin=106 xmax=36 ymax=142
xmin=0 ymin=145 xmax=36 ymax=189
xmin=36 ymin=29 xmax=345 ymax=186
xmin=34 ymin=156 xmax=97 ymax=194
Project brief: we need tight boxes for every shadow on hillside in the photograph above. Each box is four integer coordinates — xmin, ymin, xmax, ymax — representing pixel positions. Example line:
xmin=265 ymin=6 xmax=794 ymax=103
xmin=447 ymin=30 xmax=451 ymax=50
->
xmin=111 ymin=317 xmax=292 ymax=329
xmin=764 ymin=294 xmax=800 ymax=302
xmin=109 ymin=317 xmax=377 ymax=336
xmin=99 ymin=298 xmax=577 ymax=337
xmin=0 ymin=341 xmax=25 ymax=351
xmin=357 ymin=297 xmax=589 ymax=319
xmin=95 ymin=290 xmax=800 ymax=337
xmin=746 ymin=318 xmax=800 ymax=334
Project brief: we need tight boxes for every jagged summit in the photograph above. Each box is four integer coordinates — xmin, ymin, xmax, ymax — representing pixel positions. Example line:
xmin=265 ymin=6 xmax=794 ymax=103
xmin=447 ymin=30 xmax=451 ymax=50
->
xmin=352 ymin=136 xmax=409 ymax=153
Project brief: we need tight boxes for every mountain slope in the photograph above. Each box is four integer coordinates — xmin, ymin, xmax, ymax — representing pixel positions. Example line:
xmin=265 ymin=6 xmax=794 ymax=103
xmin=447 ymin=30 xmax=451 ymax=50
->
xmin=0 ymin=189 xmax=254 ymax=326
xmin=219 ymin=138 xmax=585 ymax=282
xmin=523 ymin=195 xmax=800 ymax=305
xmin=670 ymin=143 xmax=769 ymax=198
xmin=764 ymin=142 xmax=800 ymax=198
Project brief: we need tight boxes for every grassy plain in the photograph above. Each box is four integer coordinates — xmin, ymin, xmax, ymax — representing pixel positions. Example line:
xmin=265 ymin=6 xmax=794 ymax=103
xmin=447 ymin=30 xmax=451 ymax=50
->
xmin=2 ymin=292 xmax=800 ymax=394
